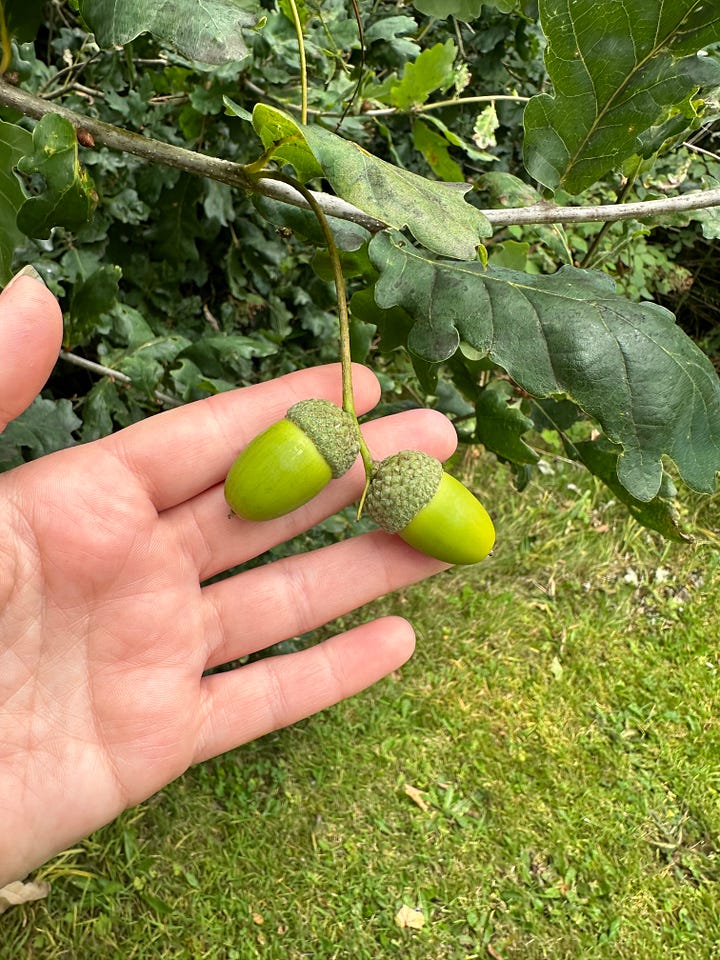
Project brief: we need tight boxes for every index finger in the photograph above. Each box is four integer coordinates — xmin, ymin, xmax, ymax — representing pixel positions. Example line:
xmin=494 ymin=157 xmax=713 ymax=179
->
xmin=102 ymin=363 xmax=380 ymax=511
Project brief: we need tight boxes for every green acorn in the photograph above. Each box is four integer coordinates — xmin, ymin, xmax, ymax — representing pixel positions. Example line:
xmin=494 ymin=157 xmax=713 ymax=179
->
xmin=365 ymin=449 xmax=495 ymax=565
xmin=224 ymin=398 xmax=359 ymax=521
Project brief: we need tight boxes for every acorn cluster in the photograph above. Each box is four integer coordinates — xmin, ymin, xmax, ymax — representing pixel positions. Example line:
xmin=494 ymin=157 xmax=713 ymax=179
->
xmin=224 ymin=398 xmax=495 ymax=566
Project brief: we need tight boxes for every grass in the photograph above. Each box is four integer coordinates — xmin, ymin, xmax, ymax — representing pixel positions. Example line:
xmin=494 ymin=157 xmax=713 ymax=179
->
xmin=4 ymin=451 xmax=720 ymax=959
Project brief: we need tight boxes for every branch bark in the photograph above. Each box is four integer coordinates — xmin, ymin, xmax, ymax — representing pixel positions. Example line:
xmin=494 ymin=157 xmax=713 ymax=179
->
xmin=3 ymin=77 xmax=720 ymax=231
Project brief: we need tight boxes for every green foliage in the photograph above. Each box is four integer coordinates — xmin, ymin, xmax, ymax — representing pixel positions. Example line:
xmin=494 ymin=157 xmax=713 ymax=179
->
xmin=0 ymin=0 xmax=718 ymax=537
xmin=0 ymin=397 xmax=80 ymax=469
xmin=78 ymin=0 xmax=258 ymax=63
xmin=523 ymin=0 xmax=720 ymax=193
xmin=386 ymin=39 xmax=458 ymax=109
xmin=370 ymin=230 xmax=720 ymax=501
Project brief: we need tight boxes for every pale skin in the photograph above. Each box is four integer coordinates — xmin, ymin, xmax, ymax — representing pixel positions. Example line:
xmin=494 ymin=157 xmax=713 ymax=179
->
xmin=0 ymin=272 xmax=457 ymax=886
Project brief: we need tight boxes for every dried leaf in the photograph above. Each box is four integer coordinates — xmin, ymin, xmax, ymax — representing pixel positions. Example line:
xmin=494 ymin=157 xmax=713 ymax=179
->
xmin=404 ymin=783 xmax=430 ymax=812
xmin=395 ymin=903 xmax=425 ymax=929
xmin=0 ymin=879 xmax=50 ymax=914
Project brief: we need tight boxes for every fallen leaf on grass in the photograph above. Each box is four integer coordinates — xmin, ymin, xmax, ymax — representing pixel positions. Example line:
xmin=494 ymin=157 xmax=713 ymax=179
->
xmin=0 ymin=879 xmax=50 ymax=914
xmin=403 ymin=783 xmax=430 ymax=812
xmin=395 ymin=903 xmax=425 ymax=929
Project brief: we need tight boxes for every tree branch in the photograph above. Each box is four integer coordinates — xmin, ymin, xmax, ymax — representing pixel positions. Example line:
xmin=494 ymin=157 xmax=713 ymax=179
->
xmin=59 ymin=350 xmax=181 ymax=406
xmin=3 ymin=77 xmax=720 ymax=232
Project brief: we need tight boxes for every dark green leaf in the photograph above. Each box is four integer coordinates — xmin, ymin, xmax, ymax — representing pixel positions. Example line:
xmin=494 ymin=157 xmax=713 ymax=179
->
xmin=0 ymin=398 xmax=80 ymax=470
xmin=252 ymin=195 xmax=371 ymax=251
xmin=78 ymin=0 xmax=257 ymax=64
xmin=16 ymin=114 xmax=97 ymax=239
xmin=68 ymin=265 xmax=122 ymax=346
xmin=523 ymin=0 xmax=720 ymax=193
xmin=364 ymin=16 xmax=419 ymax=53
xmin=80 ymin=379 xmax=129 ymax=442
xmin=3 ymin=0 xmax=46 ymax=41
xmin=349 ymin=287 xmax=413 ymax=354
xmin=572 ymin=438 xmax=691 ymax=543
xmin=349 ymin=317 xmax=376 ymax=364
xmin=117 ymin=336 xmax=192 ymax=396
xmin=0 ymin=120 xmax=31 ymax=283
xmin=369 ymin=230 xmax=720 ymax=501
xmin=476 ymin=379 xmax=539 ymax=465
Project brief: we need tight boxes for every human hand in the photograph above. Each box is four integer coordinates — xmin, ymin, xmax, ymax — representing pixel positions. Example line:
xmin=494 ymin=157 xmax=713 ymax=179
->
xmin=0 ymin=271 xmax=457 ymax=885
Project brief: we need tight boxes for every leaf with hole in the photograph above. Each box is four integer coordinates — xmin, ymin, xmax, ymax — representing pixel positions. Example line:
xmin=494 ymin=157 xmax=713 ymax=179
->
xmin=16 ymin=114 xmax=97 ymax=239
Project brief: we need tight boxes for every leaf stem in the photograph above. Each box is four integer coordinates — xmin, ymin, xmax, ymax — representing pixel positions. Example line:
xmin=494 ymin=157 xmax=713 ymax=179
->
xmin=286 ymin=0 xmax=308 ymax=125
xmin=256 ymin=170 xmax=375 ymax=491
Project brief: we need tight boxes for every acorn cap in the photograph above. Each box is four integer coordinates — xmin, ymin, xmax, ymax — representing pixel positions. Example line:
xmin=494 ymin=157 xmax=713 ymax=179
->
xmin=365 ymin=449 xmax=443 ymax=534
xmin=286 ymin=399 xmax=360 ymax=479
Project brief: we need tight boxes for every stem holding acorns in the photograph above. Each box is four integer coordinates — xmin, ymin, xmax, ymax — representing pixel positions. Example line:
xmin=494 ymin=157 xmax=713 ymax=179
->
xmin=255 ymin=170 xmax=375 ymax=501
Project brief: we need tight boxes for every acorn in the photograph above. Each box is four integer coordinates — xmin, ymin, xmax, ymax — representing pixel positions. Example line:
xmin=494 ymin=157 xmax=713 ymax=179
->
xmin=224 ymin=398 xmax=360 ymax=521
xmin=364 ymin=449 xmax=495 ymax=564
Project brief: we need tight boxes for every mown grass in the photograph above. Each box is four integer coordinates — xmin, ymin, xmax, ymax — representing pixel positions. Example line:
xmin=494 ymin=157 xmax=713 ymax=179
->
xmin=5 ymin=452 xmax=720 ymax=959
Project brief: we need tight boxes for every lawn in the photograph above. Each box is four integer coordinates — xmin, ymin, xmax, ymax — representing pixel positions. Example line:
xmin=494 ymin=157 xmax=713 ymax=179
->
xmin=4 ymin=452 xmax=720 ymax=959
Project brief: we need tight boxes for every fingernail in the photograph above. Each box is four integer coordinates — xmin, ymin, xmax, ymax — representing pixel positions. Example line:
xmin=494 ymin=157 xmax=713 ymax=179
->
xmin=5 ymin=265 xmax=46 ymax=290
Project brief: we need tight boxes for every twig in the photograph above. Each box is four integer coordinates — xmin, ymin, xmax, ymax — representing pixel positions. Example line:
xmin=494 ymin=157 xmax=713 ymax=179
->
xmin=59 ymin=351 xmax=181 ymax=407
xmin=3 ymin=78 xmax=720 ymax=231
xmin=362 ymin=94 xmax=530 ymax=117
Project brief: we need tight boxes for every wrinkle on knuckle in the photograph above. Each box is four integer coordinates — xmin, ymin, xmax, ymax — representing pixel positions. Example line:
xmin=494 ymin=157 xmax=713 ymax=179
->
xmin=262 ymin=659 xmax=293 ymax=732
xmin=277 ymin=558 xmax=316 ymax=638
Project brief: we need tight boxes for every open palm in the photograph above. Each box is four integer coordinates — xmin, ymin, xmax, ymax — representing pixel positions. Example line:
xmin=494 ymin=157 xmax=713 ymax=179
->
xmin=0 ymin=275 xmax=456 ymax=883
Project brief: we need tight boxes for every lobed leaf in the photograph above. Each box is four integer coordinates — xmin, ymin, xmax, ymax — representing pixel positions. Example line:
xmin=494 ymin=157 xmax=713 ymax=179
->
xmin=571 ymin=438 xmax=691 ymax=543
xmin=251 ymin=104 xmax=491 ymax=259
xmin=388 ymin=40 xmax=458 ymax=110
xmin=369 ymin=230 xmax=720 ymax=501
xmin=77 ymin=0 xmax=257 ymax=64
xmin=301 ymin=123 xmax=491 ymax=259
xmin=524 ymin=0 xmax=720 ymax=193
xmin=0 ymin=398 xmax=80 ymax=471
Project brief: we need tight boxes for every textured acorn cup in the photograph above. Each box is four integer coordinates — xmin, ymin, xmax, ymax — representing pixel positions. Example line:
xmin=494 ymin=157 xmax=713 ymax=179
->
xmin=365 ymin=449 xmax=495 ymax=565
xmin=224 ymin=398 xmax=360 ymax=521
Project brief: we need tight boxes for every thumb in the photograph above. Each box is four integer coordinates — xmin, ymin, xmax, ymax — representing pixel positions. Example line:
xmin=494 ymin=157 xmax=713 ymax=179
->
xmin=0 ymin=267 xmax=64 ymax=433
